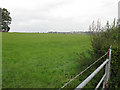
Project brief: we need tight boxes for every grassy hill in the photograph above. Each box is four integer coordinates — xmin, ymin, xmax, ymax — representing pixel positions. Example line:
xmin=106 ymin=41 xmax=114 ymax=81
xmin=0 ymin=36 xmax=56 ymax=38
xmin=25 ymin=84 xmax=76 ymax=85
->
xmin=2 ymin=33 xmax=91 ymax=88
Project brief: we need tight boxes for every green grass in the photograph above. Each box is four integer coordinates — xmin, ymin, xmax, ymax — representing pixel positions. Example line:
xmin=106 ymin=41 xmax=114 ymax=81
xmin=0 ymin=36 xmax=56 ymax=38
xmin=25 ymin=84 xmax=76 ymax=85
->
xmin=2 ymin=33 xmax=91 ymax=88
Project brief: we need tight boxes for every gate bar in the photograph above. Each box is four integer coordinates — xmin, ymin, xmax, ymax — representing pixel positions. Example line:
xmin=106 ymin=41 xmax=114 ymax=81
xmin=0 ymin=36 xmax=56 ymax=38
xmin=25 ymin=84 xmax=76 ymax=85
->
xmin=75 ymin=59 xmax=109 ymax=89
xmin=95 ymin=73 xmax=106 ymax=89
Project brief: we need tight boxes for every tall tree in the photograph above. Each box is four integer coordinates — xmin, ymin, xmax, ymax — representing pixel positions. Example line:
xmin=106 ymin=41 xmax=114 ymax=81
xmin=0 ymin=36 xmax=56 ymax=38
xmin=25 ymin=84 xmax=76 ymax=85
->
xmin=0 ymin=8 xmax=12 ymax=32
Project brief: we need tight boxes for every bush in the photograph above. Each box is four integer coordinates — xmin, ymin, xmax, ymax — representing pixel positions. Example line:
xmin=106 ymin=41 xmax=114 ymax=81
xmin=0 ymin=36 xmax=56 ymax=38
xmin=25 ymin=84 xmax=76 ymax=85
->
xmin=109 ymin=47 xmax=120 ymax=88
xmin=89 ymin=19 xmax=120 ymax=88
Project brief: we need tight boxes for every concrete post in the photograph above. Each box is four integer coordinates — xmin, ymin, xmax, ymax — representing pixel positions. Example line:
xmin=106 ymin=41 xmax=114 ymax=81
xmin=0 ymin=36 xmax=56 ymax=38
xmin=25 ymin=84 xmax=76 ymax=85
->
xmin=118 ymin=1 xmax=120 ymax=26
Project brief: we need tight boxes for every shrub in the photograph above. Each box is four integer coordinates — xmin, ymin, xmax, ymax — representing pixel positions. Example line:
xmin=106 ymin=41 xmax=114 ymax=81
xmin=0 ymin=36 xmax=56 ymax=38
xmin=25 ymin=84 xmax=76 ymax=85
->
xmin=89 ymin=19 xmax=120 ymax=88
xmin=109 ymin=47 xmax=120 ymax=88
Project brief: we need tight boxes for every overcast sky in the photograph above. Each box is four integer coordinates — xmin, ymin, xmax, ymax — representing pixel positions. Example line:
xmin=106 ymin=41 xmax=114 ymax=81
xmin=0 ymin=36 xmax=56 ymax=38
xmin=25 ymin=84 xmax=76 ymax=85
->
xmin=0 ymin=0 xmax=119 ymax=32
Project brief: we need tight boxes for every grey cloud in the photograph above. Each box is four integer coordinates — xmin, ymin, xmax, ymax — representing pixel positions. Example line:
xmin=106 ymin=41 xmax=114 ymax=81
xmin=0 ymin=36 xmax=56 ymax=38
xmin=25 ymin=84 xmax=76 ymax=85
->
xmin=5 ymin=0 xmax=118 ymax=32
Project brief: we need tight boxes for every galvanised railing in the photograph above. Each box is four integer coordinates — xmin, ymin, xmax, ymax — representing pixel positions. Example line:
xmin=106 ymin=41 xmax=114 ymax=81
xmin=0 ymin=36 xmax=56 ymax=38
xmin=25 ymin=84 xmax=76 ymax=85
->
xmin=61 ymin=46 xmax=112 ymax=89
xmin=75 ymin=46 xmax=112 ymax=89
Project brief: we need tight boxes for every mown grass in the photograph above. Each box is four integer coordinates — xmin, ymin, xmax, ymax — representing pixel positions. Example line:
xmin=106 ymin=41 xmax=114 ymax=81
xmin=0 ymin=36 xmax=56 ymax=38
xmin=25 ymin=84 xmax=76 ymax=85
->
xmin=2 ymin=33 xmax=91 ymax=88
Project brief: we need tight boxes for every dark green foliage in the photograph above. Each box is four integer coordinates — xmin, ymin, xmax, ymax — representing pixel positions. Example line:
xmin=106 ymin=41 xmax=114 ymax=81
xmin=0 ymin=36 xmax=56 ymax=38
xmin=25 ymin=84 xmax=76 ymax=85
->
xmin=1 ymin=8 xmax=12 ymax=32
xmin=109 ymin=47 xmax=120 ymax=88
xmin=90 ymin=19 xmax=120 ymax=88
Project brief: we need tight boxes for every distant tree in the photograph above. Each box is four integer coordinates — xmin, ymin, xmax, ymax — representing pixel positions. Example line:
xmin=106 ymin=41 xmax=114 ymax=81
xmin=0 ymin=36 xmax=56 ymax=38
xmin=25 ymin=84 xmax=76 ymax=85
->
xmin=96 ymin=19 xmax=101 ymax=32
xmin=0 ymin=8 xmax=12 ymax=32
xmin=106 ymin=21 xmax=110 ymax=30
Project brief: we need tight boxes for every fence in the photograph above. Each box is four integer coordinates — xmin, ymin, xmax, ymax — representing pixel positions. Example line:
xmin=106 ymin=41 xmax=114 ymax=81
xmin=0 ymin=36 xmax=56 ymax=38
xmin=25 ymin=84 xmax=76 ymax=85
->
xmin=61 ymin=46 xmax=112 ymax=89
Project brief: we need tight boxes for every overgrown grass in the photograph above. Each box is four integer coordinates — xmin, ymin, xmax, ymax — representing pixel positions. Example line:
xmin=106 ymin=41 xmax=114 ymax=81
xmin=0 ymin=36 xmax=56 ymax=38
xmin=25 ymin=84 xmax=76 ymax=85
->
xmin=2 ymin=33 xmax=91 ymax=88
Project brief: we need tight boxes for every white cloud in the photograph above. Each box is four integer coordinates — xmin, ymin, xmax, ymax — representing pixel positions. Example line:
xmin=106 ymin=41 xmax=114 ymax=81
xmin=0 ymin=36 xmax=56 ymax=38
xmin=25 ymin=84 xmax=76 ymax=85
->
xmin=0 ymin=0 xmax=119 ymax=32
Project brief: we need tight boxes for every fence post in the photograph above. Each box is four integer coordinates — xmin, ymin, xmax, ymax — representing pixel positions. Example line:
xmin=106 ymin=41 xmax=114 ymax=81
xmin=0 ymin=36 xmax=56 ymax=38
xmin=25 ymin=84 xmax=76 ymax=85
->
xmin=103 ymin=46 xmax=112 ymax=88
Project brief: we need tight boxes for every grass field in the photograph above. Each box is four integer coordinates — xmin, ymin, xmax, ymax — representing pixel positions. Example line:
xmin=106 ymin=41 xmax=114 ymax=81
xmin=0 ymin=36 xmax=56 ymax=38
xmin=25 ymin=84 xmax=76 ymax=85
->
xmin=2 ymin=33 xmax=91 ymax=88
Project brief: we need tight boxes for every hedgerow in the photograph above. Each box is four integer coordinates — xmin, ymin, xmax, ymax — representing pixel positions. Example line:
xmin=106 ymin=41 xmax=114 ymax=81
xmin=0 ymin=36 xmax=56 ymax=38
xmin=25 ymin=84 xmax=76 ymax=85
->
xmin=89 ymin=19 xmax=120 ymax=88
